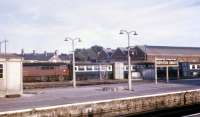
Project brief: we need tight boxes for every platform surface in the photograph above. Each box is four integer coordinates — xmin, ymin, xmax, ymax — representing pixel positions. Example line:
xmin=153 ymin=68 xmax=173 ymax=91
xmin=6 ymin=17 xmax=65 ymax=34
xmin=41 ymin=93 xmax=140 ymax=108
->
xmin=0 ymin=79 xmax=200 ymax=112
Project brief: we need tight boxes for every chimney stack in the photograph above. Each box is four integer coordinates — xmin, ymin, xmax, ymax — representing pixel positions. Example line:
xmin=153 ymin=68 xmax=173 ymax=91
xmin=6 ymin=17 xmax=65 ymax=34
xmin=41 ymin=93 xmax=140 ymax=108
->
xmin=55 ymin=50 xmax=58 ymax=55
xmin=33 ymin=50 xmax=36 ymax=55
xmin=21 ymin=49 xmax=24 ymax=55
xmin=44 ymin=51 xmax=47 ymax=56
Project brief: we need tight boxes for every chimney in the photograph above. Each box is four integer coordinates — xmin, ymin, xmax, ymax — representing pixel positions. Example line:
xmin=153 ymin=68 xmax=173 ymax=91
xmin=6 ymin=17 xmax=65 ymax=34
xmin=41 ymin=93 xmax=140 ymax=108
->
xmin=55 ymin=50 xmax=58 ymax=55
xmin=44 ymin=51 xmax=47 ymax=56
xmin=33 ymin=50 xmax=36 ymax=55
xmin=21 ymin=49 xmax=24 ymax=55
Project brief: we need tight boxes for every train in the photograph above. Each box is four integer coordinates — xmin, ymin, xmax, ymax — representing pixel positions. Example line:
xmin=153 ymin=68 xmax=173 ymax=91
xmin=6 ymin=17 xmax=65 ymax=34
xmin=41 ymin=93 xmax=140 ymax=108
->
xmin=23 ymin=62 xmax=115 ymax=82
xmin=23 ymin=62 xmax=200 ymax=82
xmin=23 ymin=62 xmax=70 ymax=82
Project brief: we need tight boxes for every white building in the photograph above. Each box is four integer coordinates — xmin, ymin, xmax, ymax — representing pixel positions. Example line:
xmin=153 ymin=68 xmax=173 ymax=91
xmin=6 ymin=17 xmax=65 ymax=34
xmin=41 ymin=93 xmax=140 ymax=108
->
xmin=0 ymin=54 xmax=23 ymax=98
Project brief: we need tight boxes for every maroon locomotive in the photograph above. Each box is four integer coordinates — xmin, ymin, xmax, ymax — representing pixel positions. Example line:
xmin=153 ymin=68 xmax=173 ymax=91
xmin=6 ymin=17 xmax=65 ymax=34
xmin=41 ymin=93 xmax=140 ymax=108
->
xmin=23 ymin=62 xmax=70 ymax=82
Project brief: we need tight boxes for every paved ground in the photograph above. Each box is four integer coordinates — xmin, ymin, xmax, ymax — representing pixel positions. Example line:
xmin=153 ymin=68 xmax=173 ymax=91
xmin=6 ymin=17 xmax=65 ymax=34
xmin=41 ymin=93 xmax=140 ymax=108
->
xmin=0 ymin=79 xmax=200 ymax=112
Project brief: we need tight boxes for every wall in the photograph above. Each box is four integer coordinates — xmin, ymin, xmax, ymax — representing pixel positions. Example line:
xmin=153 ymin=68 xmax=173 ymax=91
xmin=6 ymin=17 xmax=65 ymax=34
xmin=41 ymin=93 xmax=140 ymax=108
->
xmin=0 ymin=89 xmax=200 ymax=117
xmin=0 ymin=58 xmax=23 ymax=97
xmin=6 ymin=60 xmax=23 ymax=96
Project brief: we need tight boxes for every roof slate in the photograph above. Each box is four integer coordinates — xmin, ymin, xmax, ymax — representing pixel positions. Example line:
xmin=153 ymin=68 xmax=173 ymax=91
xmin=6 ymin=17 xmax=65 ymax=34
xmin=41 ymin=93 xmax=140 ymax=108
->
xmin=22 ymin=53 xmax=54 ymax=61
xmin=138 ymin=45 xmax=200 ymax=56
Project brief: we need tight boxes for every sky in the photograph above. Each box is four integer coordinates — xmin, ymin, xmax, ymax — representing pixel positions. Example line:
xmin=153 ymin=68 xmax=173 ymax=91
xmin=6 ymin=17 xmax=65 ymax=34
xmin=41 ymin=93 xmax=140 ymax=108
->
xmin=0 ymin=0 xmax=200 ymax=54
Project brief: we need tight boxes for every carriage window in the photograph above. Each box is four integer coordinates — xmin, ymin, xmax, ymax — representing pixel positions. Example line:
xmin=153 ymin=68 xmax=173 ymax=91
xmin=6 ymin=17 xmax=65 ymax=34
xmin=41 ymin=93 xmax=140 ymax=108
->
xmin=108 ymin=66 xmax=111 ymax=70
xmin=78 ymin=66 xmax=85 ymax=71
xmin=86 ymin=66 xmax=93 ymax=71
xmin=75 ymin=66 xmax=78 ymax=71
xmin=0 ymin=64 xmax=3 ymax=78
xmin=94 ymin=66 xmax=99 ymax=70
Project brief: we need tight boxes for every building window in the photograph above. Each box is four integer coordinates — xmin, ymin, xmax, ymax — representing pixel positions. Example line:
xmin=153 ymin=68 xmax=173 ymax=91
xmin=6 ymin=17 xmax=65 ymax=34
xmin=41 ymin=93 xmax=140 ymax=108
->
xmin=192 ymin=65 xmax=196 ymax=69
xmin=0 ymin=64 xmax=3 ymax=78
xmin=197 ymin=65 xmax=200 ymax=69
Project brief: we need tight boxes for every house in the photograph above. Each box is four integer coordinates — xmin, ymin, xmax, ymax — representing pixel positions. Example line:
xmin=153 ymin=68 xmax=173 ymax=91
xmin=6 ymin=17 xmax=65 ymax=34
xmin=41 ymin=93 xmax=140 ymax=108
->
xmin=111 ymin=47 xmax=127 ymax=62
xmin=97 ymin=48 xmax=114 ymax=62
xmin=75 ymin=49 xmax=97 ymax=62
xmin=21 ymin=50 xmax=65 ymax=63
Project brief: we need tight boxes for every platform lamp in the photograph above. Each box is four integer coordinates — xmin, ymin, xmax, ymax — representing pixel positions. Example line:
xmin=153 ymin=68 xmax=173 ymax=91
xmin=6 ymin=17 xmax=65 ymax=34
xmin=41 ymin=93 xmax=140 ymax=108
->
xmin=119 ymin=30 xmax=138 ymax=91
xmin=64 ymin=37 xmax=81 ymax=88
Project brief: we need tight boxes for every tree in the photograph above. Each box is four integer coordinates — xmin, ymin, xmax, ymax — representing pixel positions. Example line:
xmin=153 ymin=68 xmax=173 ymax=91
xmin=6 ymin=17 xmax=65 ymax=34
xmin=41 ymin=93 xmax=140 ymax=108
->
xmin=91 ymin=45 xmax=104 ymax=54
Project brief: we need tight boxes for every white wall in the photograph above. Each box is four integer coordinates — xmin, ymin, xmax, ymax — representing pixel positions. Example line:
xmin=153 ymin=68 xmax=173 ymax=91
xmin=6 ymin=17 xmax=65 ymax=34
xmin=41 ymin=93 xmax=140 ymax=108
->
xmin=6 ymin=60 xmax=23 ymax=95
xmin=114 ymin=62 xmax=124 ymax=79
xmin=0 ymin=58 xmax=23 ymax=97
xmin=0 ymin=62 xmax=6 ymax=97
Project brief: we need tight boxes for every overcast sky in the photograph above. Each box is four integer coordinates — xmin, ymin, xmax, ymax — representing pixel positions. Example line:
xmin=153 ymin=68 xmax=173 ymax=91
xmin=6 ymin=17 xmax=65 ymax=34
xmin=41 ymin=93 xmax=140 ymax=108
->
xmin=0 ymin=0 xmax=200 ymax=54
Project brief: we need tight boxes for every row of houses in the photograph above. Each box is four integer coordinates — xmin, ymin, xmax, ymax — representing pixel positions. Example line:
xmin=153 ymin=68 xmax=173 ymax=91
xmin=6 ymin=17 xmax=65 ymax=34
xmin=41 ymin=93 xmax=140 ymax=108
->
xmin=20 ymin=45 xmax=200 ymax=63
xmin=20 ymin=47 xmax=137 ymax=63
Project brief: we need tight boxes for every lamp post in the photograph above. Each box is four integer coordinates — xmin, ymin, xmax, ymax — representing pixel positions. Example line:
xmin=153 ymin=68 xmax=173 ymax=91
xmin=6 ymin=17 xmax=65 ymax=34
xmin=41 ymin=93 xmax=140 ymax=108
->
xmin=64 ymin=37 xmax=81 ymax=88
xmin=119 ymin=30 xmax=138 ymax=91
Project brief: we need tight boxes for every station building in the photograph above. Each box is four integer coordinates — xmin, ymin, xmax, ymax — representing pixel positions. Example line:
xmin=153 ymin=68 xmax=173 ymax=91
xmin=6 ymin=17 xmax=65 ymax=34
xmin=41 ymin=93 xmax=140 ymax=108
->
xmin=133 ymin=45 xmax=200 ymax=80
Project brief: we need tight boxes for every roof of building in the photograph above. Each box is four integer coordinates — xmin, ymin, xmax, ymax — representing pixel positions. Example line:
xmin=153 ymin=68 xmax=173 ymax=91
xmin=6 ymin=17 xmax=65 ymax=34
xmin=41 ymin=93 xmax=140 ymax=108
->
xmin=137 ymin=45 xmax=200 ymax=56
xmin=22 ymin=53 xmax=54 ymax=61
xmin=0 ymin=53 xmax=22 ymax=59
xmin=75 ymin=49 xmax=97 ymax=61
xmin=59 ymin=54 xmax=71 ymax=61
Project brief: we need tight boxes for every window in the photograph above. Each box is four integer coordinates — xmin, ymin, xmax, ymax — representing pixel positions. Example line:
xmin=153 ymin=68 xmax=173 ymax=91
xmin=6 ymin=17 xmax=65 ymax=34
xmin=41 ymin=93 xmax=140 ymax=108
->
xmin=108 ymin=66 xmax=112 ymax=71
xmin=0 ymin=64 xmax=3 ymax=78
xmin=86 ymin=66 xmax=93 ymax=71
xmin=75 ymin=66 xmax=78 ymax=71
xmin=124 ymin=66 xmax=128 ymax=71
xmin=94 ymin=66 xmax=99 ymax=70
xmin=197 ymin=65 xmax=200 ymax=69
xmin=78 ymin=66 xmax=85 ymax=71
xmin=192 ymin=65 xmax=196 ymax=69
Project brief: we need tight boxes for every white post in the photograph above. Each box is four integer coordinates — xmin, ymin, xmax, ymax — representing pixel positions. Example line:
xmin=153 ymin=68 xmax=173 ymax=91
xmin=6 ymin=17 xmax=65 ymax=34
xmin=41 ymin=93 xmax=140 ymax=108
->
xmin=119 ymin=30 xmax=137 ymax=91
xmin=65 ymin=37 xmax=81 ymax=88
xmin=155 ymin=58 xmax=158 ymax=84
xmin=72 ymin=40 xmax=76 ymax=88
xmin=99 ymin=64 xmax=102 ymax=80
xmin=177 ymin=67 xmax=180 ymax=80
xmin=127 ymin=34 xmax=132 ymax=91
xmin=166 ymin=66 xmax=169 ymax=83
xmin=0 ymin=42 xmax=1 ymax=53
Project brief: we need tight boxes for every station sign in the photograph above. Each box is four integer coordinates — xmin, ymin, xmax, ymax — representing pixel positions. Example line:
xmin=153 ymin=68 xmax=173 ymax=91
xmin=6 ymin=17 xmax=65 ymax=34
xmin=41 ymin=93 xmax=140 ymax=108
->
xmin=156 ymin=58 xmax=178 ymax=66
